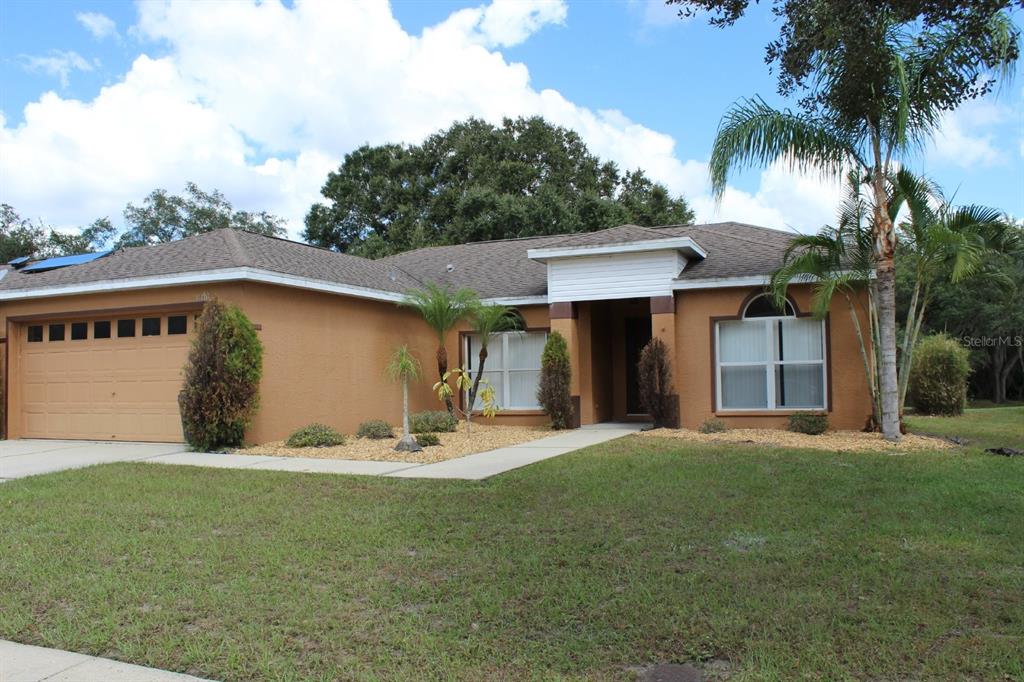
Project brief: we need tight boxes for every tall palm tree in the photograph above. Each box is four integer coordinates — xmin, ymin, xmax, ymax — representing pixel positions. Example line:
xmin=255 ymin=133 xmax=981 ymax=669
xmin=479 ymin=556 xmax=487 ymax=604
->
xmin=386 ymin=345 xmax=422 ymax=452
xmin=465 ymin=304 xmax=521 ymax=421
xmin=401 ymin=283 xmax=479 ymax=415
xmin=710 ymin=14 xmax=1016 ymax=440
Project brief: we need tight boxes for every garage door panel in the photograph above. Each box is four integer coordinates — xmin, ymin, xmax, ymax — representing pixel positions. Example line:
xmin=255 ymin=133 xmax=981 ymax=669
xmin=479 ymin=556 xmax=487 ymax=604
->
xmin=18 ymin=315 xmax=192 ymax=442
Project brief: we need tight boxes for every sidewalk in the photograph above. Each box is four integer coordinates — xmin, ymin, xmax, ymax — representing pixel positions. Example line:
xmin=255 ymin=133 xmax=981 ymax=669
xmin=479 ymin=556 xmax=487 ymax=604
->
xmin=0 ymin=640 xmax=211 ymax=682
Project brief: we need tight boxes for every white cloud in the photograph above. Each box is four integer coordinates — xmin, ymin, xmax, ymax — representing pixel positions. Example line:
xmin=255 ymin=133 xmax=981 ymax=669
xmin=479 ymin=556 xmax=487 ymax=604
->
xmin=18 ymin=50 xmax=94 ymax=87
xmin=1 ymin=0 xmax=832 ymax=238
xmin=76 ymin=11 xmax=119 ymax=41
xmin=929 ymin=99 xmax=1011 ymax=169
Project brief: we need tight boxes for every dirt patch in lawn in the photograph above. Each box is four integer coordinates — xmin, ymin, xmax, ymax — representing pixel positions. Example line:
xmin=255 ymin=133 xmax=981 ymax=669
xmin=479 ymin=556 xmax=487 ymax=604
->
xmin=238 ymin=422 xmax=552 ymax=464
xmin=641 ymin=427 xmax=955 ymax=453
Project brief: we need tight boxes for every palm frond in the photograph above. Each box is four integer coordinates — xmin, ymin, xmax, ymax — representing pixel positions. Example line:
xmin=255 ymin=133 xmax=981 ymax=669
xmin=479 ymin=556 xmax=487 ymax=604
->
xmin=710 ymin=97 xmax=860 ymax=199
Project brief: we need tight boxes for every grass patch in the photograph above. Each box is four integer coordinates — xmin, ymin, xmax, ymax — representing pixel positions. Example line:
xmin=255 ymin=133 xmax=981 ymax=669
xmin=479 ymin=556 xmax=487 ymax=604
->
xmin=906 ymin=405 xmax=1024 ymax=451
xmin=1 ymin=419 xmax=1022 ymax=679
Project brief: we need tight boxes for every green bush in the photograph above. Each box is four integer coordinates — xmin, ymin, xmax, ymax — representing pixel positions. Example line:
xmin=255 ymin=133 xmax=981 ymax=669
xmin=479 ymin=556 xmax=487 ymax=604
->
xmin=699 ymin=418 xmax=727 ymax=434
xmin=788 ymin=412 xmax=828 ymax=435
xmin=285 ymin=424 xmax=345 ymax=448
xmin=638 ymin=338 xmax=676 ymax=428
xmin=410 ymin=410 xmax=458 ymax=434
xmin=357 ymin=420 xmax=394 ymax=439
xmin=415 ymin=432 xmax=441 ymax=447
xmin=537 ymin=331 xmax=573 ymax=429
xmin=908 ymin=333 xmax=971 ymax=416
xmin=179 ymin=300 xmax=263 ymax=451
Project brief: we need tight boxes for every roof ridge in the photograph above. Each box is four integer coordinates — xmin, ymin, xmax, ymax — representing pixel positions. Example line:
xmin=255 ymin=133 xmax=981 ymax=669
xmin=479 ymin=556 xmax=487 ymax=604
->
xmin=222 ymin=229 xmax=253 ymax=268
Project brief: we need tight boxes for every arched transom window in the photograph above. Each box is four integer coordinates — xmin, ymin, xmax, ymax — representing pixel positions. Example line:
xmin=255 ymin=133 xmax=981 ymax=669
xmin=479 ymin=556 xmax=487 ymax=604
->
xmin=715 ymin=294 xmax=827 ymax=411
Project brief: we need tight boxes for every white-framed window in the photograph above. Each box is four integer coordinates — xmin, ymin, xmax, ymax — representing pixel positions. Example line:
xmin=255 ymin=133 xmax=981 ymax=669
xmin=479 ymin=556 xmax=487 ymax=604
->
xmin=715 ymin=295 xmax=827 ymax=411
xmin=465 ymin=331 xmax=548 ymax=410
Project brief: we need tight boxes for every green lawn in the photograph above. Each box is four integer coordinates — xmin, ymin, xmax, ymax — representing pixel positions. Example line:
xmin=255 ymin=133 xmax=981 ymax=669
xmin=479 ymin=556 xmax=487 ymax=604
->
xmin=2 ymin=414 xmax=1022 ymax=681
xmin=906 ymin=405 xmax=1024 ymax=451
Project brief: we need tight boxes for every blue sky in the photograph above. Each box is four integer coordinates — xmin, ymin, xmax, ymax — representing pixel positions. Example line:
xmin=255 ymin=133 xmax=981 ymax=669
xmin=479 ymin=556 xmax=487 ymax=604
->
xmin=1 ymin=0 xmax=1021 ymax=237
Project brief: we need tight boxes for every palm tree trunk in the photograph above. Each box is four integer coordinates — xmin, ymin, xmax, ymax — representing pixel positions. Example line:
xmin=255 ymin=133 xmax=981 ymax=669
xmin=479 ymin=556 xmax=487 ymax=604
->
xmin=402 ymin=380 xmax=410 ymax=438
xmin=437 ymin=344 xmax=453 ymax=415
xmin=466 ymin=347 xmax=490 ymax=437
xmin=870 ymin=136 xmax=901 ymax=441
xmin=897 ymin=276 xmax=922 ymax=409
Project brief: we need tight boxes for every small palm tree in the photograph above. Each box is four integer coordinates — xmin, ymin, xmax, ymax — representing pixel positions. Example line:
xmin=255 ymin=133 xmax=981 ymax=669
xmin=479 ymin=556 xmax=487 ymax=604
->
xmin=386 ymin=345 xmax=422 ymax=452
xmin=890 ymin=170 xmax=1008 ymax=411
xmin=401 ymin=283 xmax=479 ymax=415
xmin=770 ymin=173 xmax=882 ymax=428
xmin=465 ymin=304 xmax=521 ymax=422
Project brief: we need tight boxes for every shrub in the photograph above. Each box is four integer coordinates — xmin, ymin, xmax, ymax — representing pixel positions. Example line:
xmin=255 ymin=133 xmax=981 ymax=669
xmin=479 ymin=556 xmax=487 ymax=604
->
xmin=357 ymin=420 xmax=394 ymax=439
xmin=908 ymin=333 xmax=970 ymax=416
xmin=537 ymin=331 xmax=573 ymax=429
xmin=415 ymin=432 xmax=441 ymax=447
xmin=285 ymin=423 xmax=345 ymax=448
xmin=699 ymin=418 xmax=727 ymax=434
xmin=410 ymin=410 xmax=458 ymax=434
xmin=179 ymin=300 xmax=262 ymax=451
xmin=638 ymin=338 xmax=676 ymax=428
xmin=788 ymin=412 xmax=828 ymax=435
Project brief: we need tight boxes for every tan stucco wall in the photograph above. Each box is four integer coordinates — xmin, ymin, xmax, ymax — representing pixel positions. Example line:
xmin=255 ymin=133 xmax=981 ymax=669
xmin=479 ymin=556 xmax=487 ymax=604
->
xmin=674 ymin=285 xmax=872 ymax=431
xmin=0 ymin=280 xmax=872 ymax=442
xmin=0 ymin=284 xmax=550 ymax=442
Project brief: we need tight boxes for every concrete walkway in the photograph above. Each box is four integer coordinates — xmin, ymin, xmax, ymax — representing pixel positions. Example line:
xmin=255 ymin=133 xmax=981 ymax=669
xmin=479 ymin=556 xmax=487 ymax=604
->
xmin=0 ymin=640 xmax=210 ymax=682
xmin=0 ymin=423 xmax=644 ymax=482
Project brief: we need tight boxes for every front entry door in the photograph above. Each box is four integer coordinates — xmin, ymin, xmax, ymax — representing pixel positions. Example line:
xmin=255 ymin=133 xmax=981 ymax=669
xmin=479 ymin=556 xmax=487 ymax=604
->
xmin=625 ymin=317 xmax=652 ymax=415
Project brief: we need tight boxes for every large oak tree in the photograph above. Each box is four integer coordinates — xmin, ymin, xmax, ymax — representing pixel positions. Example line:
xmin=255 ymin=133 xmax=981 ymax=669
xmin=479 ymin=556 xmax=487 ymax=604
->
xmin=304 ymin=116 xmax=694 ymax=257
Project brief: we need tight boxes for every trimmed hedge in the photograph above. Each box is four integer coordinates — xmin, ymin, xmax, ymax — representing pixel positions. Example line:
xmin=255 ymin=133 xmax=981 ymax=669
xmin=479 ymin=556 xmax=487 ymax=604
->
xmin=285 ymin=424 xmax=345 ymax=448
xmin=410 ymin=410 xmax=458 ymax=434
xmin=788 ymin=412 xmax=828 ymax=435
xmin=537 ymin=331 xmax=573 ymax=429
xmin=909 ymin=333 xmax=970 ymax=416
xmin=357 ymin=420 xmax=394 ymax=439
xmin=179 ymin=300 xmax=262 ymax=451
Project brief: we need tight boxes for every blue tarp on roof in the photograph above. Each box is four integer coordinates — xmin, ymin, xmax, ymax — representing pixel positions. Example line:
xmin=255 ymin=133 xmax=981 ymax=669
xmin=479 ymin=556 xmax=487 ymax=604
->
xmin=7 ymin=256 xmax=30 ymax=266
xmin=21 ymin=250 xmax=113 ymax=273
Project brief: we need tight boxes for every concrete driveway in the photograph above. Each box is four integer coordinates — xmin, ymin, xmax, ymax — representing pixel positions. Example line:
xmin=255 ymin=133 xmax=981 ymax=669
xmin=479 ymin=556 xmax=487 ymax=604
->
xmin=0 ymin=439 xmax=187 ymax=481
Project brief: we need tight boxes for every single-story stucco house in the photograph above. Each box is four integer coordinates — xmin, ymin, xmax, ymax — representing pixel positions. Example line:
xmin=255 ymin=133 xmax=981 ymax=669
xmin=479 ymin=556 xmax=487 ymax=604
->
xmin=0 ymin=222 xmax=871 ymax=443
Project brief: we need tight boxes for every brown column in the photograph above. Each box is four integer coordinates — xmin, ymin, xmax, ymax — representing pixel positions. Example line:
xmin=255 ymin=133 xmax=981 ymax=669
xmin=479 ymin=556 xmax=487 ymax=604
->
xmin=550 ymin=302 xmax=582 ymax=428
xmin=650 ymin=295 xmax=680 ymax=428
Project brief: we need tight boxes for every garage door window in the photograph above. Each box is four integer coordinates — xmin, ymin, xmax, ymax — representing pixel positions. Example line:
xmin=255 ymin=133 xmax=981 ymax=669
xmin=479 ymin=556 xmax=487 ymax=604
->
xmin=142 ymin=317 xmax=161 ymax=336
xmin=27 ymin=325 xmax=43 ymax=342
xmin=117 ymin=319 xmax=136 ymax=337
xmin=94 ymin=321 xmax=111 ymax=339
xmin=168 ymin=315 xmax=187 ymax=335
xmin=48 ymin=324 xmax=65 ymax=341
xmin=70 ymin=322 xmax=88 ymax=340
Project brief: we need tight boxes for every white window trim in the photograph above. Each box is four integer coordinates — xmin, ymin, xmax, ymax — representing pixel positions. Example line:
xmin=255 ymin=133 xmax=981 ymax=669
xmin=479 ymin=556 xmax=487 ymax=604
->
xmin=715 ymin=315 xmax=828 ymax=412
xmin=465 ymin=330 xmax=547 ymax=411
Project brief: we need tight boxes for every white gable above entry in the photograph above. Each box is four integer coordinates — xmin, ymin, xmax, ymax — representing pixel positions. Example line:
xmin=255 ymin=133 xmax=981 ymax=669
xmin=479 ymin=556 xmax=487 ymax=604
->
xmin=527 ymin=237 xmax=707 ymax=303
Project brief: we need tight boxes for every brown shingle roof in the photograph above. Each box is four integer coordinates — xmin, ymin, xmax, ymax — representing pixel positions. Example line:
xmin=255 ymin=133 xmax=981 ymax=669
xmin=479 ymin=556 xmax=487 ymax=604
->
xmin=0 ymin=229 xmax=422 ymax=294
xmin=0 ymin=222 xmax=799 ymax=299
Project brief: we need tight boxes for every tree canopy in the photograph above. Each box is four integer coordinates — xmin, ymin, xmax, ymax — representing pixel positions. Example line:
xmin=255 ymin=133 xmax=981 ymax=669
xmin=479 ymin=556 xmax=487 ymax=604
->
xmin=668 ymin=1 xmax=1021 ymax=113
xmin=116 ymin=182 xmax=286 ymax=248
xmin=304 ymin=116 xmax=694 ymax=258
xmin=0 ymin=204 xmax=113 ymax=262
xmin=1 ymin=183 xmax=288 ymax=263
